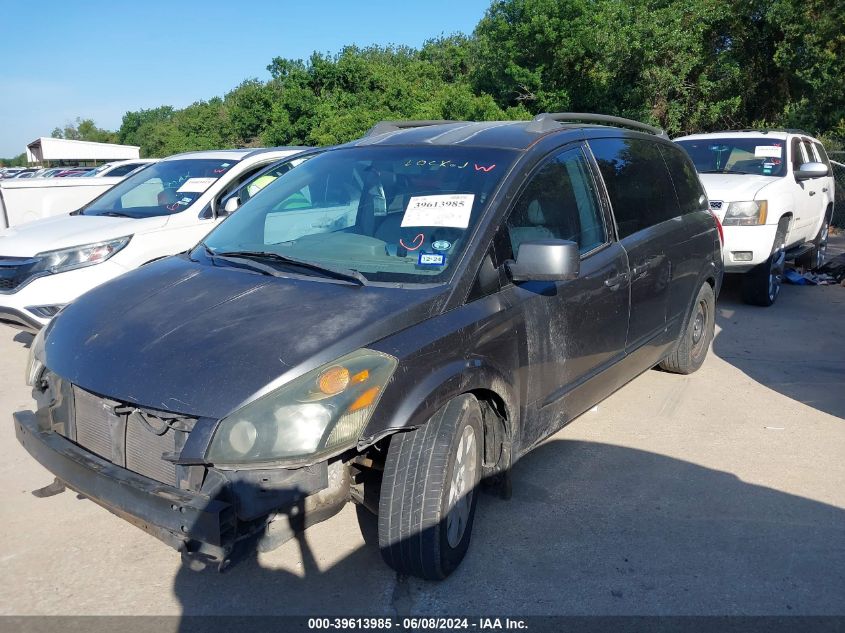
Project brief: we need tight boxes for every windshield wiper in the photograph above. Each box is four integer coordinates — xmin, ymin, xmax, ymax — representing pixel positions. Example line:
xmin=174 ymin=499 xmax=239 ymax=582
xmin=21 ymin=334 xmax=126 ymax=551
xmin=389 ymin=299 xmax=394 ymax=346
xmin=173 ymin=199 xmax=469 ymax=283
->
xmin=699 ymin=169 xmax=758 ymax=175
xmin=96 ymin=211 xmax=134 ymax=218
xmin=214 ymin=250 xmax=367 ymax=286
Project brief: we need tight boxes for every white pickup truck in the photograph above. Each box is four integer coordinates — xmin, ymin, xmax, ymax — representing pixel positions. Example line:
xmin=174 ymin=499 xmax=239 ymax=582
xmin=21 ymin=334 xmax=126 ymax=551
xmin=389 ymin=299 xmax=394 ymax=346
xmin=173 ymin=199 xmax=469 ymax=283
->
xmin=0 ymin=147 xmax=309 ymax=331
xmin=675 ymin=130 xmax=835 ymax=306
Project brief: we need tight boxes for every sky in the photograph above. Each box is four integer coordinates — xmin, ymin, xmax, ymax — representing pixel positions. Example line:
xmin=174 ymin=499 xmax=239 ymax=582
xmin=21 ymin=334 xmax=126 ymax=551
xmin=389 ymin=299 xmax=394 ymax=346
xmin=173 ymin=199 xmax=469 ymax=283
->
xmin=0 ymin=0 xmax=492 ymax=156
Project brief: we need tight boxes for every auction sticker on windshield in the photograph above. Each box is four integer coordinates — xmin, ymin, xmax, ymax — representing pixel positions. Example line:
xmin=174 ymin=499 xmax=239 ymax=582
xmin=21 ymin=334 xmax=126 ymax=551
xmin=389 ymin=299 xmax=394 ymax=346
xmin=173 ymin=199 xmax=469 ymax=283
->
xmin=754 ymin=145 xmax=783 ymax=158
xmin=177 ymin=177 xmax=217 ymax=193
xmin=401 ymin=194 xmax=475 ymax=228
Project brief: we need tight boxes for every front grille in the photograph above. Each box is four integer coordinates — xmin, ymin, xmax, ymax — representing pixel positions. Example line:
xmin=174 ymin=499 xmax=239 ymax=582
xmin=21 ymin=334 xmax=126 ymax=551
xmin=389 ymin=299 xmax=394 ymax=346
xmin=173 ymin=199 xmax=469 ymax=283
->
xmin=69 ymin=386 xmax=187 ymax=486
xmin=0 ymin=256 xmax=41 ymax=293
xmin=709 ymin=200 xmax=723 ymax=210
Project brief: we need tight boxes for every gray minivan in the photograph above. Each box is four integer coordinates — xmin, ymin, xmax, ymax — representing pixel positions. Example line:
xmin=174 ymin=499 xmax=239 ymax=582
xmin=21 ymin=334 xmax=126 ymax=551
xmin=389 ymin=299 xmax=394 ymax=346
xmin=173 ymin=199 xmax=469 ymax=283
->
xmin=17 ymin=114 xmax=723 ymax=579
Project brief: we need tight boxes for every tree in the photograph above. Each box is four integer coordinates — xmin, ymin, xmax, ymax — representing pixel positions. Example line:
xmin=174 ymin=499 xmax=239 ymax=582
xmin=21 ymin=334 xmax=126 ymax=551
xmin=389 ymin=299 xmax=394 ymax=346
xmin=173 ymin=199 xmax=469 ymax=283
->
xmin=51 ymin=117 xmax=118 ymax=143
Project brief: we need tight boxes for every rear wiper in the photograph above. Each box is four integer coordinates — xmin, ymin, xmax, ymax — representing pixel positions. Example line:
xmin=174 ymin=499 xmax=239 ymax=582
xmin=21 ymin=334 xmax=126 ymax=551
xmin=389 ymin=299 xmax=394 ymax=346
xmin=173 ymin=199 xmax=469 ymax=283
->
xmin=215 ymin=250 xmax=367 ymax=286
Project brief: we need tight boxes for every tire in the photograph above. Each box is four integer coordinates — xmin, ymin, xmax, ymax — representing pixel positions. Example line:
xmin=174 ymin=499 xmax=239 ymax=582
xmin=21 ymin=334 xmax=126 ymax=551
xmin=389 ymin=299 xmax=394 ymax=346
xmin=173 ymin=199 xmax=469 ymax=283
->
xmin=797 ymin=216 xmax=830 ymax=270
xmin=660 ymin=282 xmax=715 ymax=374
xmin=378 ymin=394 xmax=483 ymax=580
xmin=741 ymin=221 xmax=788 ymax=307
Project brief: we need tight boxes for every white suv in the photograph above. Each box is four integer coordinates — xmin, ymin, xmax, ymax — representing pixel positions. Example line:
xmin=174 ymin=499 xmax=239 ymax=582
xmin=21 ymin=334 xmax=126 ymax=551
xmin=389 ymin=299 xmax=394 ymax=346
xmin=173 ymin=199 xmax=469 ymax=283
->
xmin=675 ymin=130 xmax=834 ymax=306
xmin=0 ymin=147 xmax=309 ymax=331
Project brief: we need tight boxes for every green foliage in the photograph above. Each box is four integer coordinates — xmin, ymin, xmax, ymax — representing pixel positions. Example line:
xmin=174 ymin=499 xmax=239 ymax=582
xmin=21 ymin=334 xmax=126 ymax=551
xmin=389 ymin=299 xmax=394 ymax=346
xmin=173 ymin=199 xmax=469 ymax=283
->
xmin=0 ymin=153 xmax=27 ymax=167
xmin=50 ymin=117 xmax=118 ymax=144
xmin=51 ymin=0 xmax=842 ymax=158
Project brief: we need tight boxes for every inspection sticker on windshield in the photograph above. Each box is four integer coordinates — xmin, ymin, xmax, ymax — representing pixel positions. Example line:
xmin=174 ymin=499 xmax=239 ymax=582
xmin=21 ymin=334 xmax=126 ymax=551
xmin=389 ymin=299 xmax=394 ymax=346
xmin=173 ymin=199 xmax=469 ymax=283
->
xmin=754 ymin=145 xmax=783 ymax=158
xmin=177 ymin=177 xmax=217 ymax=193
xmin=401 ymin=194 xmax=475 ymax=228
xmin=418 ymin=252 xmax=446 ymax=266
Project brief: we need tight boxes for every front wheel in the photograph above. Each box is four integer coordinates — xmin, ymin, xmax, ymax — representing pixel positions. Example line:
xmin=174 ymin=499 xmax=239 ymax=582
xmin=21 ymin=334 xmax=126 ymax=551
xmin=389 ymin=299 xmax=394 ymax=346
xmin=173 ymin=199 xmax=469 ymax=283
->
xmin=378 ymin=395 xmax=483 ymax=580
xmin=742 ymin=222 xmax=788 ymax=307
xmin=660 ymin=281 xmax=715 ymax=374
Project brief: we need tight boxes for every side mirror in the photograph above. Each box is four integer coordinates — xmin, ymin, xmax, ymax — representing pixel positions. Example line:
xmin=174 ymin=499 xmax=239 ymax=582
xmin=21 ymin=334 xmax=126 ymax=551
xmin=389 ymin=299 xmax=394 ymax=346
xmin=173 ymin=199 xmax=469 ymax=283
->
xmin=795 ymin=162 xmax=829 ymax=180
xmin=223 ymin=196 xmax=240 ymax=214
xmin=506 ymin=239 xmax=580 ymax=282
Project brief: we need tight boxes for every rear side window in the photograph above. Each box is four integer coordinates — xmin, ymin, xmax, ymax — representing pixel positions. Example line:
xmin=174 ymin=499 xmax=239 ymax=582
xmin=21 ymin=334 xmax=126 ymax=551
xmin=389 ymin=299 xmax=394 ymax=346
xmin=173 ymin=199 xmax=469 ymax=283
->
xmin=661 ymin=144 xmax=706 ymax=214
xmin=589 ymin=138 xmax=679 ymax=238
xmin=813 ymin=142 xmax=832 ymax=169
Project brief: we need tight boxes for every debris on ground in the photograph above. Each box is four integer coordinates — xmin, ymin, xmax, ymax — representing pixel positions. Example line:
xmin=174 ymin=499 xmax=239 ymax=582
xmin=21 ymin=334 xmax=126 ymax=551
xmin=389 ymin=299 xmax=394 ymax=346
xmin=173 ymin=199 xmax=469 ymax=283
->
xmin=814 ymin=252 xmax=845 ymax=283
xmin=783 ymin=252 xmax=845 ymax=285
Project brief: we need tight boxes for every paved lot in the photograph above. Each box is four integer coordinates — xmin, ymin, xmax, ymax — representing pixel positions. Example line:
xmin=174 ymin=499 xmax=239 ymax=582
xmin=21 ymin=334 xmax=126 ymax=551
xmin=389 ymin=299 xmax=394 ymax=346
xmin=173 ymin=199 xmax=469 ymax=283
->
xmin=1 ymin=238 xmax=843 ymax=617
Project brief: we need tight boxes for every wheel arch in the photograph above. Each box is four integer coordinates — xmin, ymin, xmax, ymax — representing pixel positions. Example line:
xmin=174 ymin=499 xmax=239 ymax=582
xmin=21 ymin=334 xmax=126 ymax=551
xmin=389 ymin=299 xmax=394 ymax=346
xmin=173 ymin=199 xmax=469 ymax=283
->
xmin=358 ymin=360 xmax=517 ymax=473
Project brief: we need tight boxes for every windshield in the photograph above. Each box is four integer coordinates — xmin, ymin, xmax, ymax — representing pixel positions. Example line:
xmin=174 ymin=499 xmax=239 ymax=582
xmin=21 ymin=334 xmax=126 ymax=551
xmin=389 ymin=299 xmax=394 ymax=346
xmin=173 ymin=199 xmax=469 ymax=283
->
xmin=676 ymin=137 xmax=786 ymax=177
xmin=81 ymin=158 xmax=239 ymax=218
xmin=201 ymin=146 xmax=517 ymax=284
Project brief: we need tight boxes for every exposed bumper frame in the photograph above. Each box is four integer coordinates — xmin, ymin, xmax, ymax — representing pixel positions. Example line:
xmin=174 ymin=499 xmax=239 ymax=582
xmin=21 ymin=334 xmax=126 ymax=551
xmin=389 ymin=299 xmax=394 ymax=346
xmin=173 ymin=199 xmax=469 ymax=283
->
xmin=14 ymin=410 xmax=232 ymax=549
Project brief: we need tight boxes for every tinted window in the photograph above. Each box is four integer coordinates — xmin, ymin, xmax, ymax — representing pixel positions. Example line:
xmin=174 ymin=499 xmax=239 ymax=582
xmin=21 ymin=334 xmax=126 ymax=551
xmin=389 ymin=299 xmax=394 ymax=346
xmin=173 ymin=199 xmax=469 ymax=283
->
xmin=504 ymin=146 xmax=606 ymax=257
xmin=661 ymin=144 xmax=706 ymax=214
xmin=589 ymin=138 xmax=679 ymax=238
xmin=676 ymin=137 xmax=787 ymax=177
xmin=107 ymin=163 xmax=143 ymax=177
xmin=813 ymin=142 xmax=832 ymax=169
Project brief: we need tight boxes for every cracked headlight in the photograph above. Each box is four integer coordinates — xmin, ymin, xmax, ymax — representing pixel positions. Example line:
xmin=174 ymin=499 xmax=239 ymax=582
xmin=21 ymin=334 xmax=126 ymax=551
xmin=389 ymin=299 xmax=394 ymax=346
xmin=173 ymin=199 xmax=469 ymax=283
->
xmin=32 ymin=235 xmax=132 ymax=275
xmin=206 ymin=349 xmax=397 ymax=465
xmin=25 ymin=325 xmax=46 ymax=387
xmin=723 ymin=200 xmax=767 ymax=226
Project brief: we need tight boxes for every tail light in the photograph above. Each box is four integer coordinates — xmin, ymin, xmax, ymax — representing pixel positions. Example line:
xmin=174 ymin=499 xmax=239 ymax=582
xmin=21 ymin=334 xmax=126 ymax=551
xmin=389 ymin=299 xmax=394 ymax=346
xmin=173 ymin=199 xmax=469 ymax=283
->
xmin=710 ymin=210 xmax=724 ymax=247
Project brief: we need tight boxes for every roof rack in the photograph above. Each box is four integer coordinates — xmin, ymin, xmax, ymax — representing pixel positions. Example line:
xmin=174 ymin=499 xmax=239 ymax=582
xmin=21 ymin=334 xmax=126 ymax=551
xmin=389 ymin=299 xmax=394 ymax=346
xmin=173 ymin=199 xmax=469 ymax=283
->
xmin=529 ymin=112 xmax=669 ymax=139
xmin=366 ymin=120 xmax=464 ymax=137
xmin=711 ymin=128 xmax=810 ymax=136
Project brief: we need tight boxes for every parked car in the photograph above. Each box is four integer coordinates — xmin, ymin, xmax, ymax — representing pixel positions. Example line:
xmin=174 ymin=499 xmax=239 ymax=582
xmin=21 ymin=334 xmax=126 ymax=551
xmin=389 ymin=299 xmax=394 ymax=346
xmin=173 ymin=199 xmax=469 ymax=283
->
xmin=675 ymin=130 xmax=835 ymax=305
xmin=0 ymin=147 xmax=310 ymax=331
xmin=83 ymin=159 xmax=157 ymax=178
xmin=15 ymin=115 xmax=722 ymax=579
xmin=0 ymin=168 xmax=27 ymax=179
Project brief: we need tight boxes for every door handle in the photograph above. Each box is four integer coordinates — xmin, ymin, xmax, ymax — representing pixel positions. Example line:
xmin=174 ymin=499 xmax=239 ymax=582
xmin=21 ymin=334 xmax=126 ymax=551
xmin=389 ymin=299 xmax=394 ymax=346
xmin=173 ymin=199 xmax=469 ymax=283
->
xmin=822 ymin=187 xmax=828 ymax=192
xmin=809 ymin=191 xmax=816 ymax=196
xmin=604 ymin=272 xmax=629 ymax=289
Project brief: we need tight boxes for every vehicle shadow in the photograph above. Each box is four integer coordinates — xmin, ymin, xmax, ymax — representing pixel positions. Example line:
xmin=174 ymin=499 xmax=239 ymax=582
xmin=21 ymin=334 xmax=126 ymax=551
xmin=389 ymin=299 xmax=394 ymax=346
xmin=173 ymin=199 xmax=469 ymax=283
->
xmin=12 ymin=331 xmax=33 ymax=349
xmin=170 ymin=439 xmax=845 ymax=620
xmin=712 ymin=271 xmax=845 ymax=421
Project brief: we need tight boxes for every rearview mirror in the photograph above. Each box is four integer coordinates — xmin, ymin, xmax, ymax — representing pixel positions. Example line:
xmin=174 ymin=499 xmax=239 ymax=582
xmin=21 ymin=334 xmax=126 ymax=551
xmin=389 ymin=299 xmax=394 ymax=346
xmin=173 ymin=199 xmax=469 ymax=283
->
xmin=223 ymin=196 xmax=240 ymax=214
xmin=795 ymin=162 xmax=829 ymax=180
xmin=506 ymin=239 xmax=580 ymax=282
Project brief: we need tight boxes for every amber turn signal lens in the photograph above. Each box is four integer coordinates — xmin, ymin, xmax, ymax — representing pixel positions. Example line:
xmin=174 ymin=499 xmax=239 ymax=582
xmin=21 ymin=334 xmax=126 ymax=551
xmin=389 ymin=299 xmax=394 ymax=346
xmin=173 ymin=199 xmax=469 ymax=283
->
xmin=318 ymin=366 xmax=350 ymax=395
xmin=351 ymin=369 xmax=369 ymax=383
xmin=349 ymin=386 xmax=380 ymax=412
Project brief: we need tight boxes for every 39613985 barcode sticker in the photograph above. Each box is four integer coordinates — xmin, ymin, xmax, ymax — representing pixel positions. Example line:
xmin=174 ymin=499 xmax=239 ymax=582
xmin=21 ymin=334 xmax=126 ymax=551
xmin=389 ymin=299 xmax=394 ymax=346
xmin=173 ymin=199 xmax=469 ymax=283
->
xmin=401 ymin=194 xmax=475 ymax=228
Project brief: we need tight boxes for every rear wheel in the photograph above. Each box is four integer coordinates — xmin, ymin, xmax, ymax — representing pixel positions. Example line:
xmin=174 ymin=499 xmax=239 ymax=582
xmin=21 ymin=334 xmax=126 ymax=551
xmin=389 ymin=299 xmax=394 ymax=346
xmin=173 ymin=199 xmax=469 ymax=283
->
xmin=378 ymin=394 xmax=482 ymax=580
xmin=797 ymin=217 xmax=829 ymax=270
xmin=660 ymin=282 xmax=715 ymax=374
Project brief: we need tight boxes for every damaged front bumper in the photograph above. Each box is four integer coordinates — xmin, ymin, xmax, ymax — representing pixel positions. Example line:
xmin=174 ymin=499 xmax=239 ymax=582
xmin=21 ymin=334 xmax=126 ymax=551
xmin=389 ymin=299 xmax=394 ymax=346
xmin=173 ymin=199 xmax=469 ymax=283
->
xmin=14 ymin=409 xmax=349 ymax=566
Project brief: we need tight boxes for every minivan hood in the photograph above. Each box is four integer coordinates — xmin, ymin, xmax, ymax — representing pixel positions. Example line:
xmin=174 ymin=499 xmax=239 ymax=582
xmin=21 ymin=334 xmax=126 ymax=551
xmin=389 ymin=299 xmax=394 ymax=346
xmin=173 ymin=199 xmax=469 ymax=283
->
xmin=43 ymin=255 xmax=447 ymax=419
xmin=698 ymin=173 xmax=779 ymax=203
xmin=0 ymin=213 xmax=167 ymax=256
